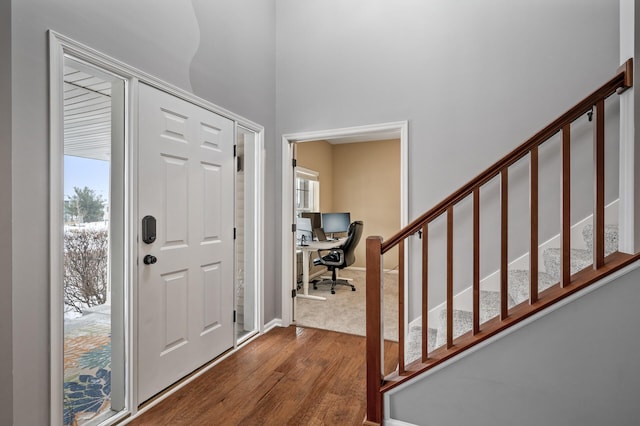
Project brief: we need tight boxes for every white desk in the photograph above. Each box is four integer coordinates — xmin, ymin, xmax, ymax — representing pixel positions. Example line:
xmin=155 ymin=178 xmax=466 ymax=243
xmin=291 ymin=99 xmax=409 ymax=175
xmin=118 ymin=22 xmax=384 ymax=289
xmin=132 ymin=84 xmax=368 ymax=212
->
xmin=297 ymin=238 xmax=345 ymax=301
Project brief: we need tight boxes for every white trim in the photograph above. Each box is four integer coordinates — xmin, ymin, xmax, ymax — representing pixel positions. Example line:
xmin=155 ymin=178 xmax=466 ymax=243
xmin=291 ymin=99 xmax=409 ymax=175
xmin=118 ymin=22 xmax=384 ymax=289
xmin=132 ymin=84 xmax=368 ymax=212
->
xmin=296 ymin=166 xmax=319 ymax=180
xmin=346 ymin=266 xmax=399 ymax=274
xmin=619 ymin=1 xmax=638 ymax=254
xmin=618 ymin=86 xmax=636 ymax=253
xmin=50 ymin=33 xmax=135 ymax=425
xmin=385 ymin=258 xmax=640 ymax=416
xmin=49 ymin=31 xmax=266 ymax=422
xmin=241 ymin=124 xmax=267 ymax=337
xmin=235 ymin=124 xmax=266 ymax=339
xmin=49 ymin=32 xmax=65 ymax=426
xmin=282 ymin=136 xmax=295 ymax=326
xmin=263 ymin=318 xmax=284 ymax=333
xmin=281 ymin=121 xmax=409 ymax=327
xmin=383 ymin=418 xmax=419 ymax=426
xmin=295 ymin=166 xmax=321 ymax=212
xmin=128 ymin=75 xmax=140 ymax=419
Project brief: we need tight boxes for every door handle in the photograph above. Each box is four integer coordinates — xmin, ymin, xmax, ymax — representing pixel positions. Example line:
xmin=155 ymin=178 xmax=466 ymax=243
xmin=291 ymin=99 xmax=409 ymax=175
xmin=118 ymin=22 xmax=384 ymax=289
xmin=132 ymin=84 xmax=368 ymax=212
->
xmin=143 ymin=254 xmax=157 ymax=265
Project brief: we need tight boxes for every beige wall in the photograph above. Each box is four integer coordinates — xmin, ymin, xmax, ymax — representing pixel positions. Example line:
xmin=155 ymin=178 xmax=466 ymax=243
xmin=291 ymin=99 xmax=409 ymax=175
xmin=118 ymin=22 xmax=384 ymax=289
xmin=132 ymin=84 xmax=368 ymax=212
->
xmin=297 ymin=139 xmax=400 ymax=269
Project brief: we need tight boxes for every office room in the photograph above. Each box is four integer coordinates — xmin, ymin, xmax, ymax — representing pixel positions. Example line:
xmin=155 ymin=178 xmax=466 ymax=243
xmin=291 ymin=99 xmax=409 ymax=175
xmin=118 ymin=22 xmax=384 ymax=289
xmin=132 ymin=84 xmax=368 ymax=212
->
xmin=293 ymin=137 xmax=401 ymax=340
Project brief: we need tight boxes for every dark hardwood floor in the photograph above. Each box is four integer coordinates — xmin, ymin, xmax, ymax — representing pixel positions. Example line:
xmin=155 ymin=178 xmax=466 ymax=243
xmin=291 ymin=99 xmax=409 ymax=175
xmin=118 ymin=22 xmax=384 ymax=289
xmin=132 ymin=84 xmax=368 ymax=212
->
xmin=128 ymin=326 xmax=398 ymax=425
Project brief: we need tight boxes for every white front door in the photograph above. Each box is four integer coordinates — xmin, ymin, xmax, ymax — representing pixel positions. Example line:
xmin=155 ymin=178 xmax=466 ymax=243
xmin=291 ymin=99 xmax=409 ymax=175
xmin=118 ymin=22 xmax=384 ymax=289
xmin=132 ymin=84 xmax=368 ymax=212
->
xmin=137 ymin=83 xmax=235 ymax=403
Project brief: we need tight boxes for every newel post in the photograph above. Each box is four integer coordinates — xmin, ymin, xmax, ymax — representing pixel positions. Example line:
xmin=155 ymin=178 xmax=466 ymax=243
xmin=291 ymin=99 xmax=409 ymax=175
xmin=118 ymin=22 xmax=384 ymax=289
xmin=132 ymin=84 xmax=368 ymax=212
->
xmin=365 ymin=236 xmax=383 ymax=424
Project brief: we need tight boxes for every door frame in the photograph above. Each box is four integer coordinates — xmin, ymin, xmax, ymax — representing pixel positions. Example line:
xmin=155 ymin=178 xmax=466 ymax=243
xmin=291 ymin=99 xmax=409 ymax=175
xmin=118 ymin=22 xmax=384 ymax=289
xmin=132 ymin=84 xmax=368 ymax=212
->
xmin=49 ymin=31 xmax=265 ymax=423
xmin=280 ymin=121 xmax=409 ymax=327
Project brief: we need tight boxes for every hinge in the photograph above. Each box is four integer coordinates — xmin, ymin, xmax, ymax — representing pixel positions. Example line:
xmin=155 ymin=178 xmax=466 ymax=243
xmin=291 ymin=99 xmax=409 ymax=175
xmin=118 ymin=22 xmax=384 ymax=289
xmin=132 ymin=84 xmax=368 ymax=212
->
xmin=233 ymin=144 xmax=237 ymax=157
xmin=233 ymin=310 xmax=236 ymax=323
xmin=291 ymin=289 xmax=297 ymax=298
xmin=292 ymin=223 xmax=297 ymax=232
xmin=234 ymin=227 xmax=237 ymax=239
xmin=292 ymin=158 xmax=297 ymax=167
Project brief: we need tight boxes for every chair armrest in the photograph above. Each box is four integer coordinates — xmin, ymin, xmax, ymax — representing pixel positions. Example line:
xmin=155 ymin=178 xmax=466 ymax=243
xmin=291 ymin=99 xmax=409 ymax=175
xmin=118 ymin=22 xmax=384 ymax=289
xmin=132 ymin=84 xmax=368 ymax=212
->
xmin=316 ymin=248 xmax=344 ymax=266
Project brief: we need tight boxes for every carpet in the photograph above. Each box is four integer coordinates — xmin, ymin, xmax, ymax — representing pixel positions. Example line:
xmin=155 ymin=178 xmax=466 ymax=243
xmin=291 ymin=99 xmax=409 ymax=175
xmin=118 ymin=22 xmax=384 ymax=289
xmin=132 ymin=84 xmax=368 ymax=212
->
xmin=295 ymin=268 xmax=399 ymax=341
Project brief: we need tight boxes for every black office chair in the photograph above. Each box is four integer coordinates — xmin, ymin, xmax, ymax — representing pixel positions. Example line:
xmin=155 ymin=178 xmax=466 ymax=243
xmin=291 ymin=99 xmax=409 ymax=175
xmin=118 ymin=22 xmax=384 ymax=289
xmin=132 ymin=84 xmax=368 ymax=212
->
xmin=312 ymin=221 xmax=364 ymax=294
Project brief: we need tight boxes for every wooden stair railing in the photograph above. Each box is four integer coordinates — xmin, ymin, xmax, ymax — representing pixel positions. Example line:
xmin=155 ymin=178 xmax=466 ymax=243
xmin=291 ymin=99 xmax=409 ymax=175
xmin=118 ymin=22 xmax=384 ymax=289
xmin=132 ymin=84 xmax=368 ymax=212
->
xmin=365 ymin=59 xmax=635 ymax=425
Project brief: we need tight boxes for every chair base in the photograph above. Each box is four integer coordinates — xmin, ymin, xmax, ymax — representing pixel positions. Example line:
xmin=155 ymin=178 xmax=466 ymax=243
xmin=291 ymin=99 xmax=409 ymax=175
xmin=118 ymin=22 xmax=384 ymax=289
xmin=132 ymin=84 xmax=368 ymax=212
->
xmin=313 ymin=278 xmax=356 ymax=294
xmin=320 ymin=275 xmax=353 ymax=283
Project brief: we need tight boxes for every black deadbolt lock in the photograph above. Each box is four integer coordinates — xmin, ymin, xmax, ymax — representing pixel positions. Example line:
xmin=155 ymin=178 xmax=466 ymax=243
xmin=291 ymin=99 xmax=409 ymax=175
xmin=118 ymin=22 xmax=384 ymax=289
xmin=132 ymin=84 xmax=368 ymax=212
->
xmin=142 ymin=215 xmax=156 ymax=244
xmin=143 ymin=255 xmax=157 ymax=265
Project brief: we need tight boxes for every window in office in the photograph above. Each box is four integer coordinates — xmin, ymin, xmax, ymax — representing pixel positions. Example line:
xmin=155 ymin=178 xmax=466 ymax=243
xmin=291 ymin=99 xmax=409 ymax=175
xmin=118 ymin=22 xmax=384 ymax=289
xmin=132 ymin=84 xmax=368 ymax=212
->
xmin=296 ymin=167 xmax=319 ymax=213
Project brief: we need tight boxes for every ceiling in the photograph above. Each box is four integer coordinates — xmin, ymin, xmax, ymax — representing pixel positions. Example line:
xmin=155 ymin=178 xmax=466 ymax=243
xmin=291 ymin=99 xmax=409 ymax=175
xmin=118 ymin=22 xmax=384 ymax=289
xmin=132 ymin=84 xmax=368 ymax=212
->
xmin=63 ymin=64 xmax=112 ymax=161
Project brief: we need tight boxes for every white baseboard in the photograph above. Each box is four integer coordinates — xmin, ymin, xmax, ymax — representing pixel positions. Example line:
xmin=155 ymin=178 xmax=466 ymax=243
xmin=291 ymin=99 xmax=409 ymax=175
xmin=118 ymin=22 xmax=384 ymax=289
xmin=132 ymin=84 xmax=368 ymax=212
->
xmin=423 ymin=200 xmax=618 ymax=329
xmin=383 ymin=418 xmax=419 ymax=426
xmin=263 ymin=318 xmax=283 ymax=333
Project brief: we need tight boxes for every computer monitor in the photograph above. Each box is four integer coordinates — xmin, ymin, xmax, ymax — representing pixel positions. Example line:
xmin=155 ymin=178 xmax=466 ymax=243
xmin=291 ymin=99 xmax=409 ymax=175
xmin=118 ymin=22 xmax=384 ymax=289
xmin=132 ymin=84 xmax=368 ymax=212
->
xmin=296 ymin=216 xmax=313 ymax=245
xmin=321 ymin=212 xmax=351 ymax=235
xmin=300 ymin=212 xmax=322 ymax=230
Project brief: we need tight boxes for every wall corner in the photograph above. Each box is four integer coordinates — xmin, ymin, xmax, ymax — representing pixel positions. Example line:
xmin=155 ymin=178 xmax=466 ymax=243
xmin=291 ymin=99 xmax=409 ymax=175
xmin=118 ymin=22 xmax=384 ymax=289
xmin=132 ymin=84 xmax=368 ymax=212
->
xmin=0 ymin=0 xmax=13 ymax=424
xmin=619 ymin=0 xmax=640 ymax=254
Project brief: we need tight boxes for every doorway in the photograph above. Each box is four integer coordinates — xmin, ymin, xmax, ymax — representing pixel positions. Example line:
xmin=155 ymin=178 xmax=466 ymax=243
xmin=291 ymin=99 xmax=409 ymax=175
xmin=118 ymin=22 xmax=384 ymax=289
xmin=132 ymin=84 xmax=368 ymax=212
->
xmin=281 ymin=122 xmax=409 ymax=330
xmin=50 ymin=32 xmax=265 ymax=425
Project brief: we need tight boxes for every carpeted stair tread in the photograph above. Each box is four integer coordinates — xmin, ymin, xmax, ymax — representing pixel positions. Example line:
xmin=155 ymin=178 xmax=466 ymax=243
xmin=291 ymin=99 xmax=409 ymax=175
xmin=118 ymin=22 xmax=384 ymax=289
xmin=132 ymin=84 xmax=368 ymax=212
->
xmin=543 ymin=248 xmax=593 ymax=281
xmin=405 ymin=224 xmax=619 ymax=357
xmin=479 ymin=290 xmax=513 ymax=323
xmin=508 ymin=270 xmax=557 ymax=305
xmin=435 ymin=308 xmax=473 ymax=348
xmin=582 ymin=224 xmax=618 ymax=256
xmin=405 ymin=325 xmax=437 ymax=364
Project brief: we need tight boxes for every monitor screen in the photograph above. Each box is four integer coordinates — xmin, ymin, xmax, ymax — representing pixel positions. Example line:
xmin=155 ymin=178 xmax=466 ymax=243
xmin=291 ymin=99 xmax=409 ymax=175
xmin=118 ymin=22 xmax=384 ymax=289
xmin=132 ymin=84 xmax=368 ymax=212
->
xmin=321 ymin=212 xmax=351 ymax=234
xmin=296 ymin=216 xmax=313 ymax=243
xmin=300 ymin=212 xmax=322 ymax=230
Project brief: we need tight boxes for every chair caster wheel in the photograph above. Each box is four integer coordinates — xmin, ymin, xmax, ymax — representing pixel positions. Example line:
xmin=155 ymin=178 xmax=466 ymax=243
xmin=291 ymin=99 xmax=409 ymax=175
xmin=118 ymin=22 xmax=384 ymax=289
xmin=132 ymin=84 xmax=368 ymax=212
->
xmin=331 ymin=290 xmax=335 ymax=294
xmin=313 ymin=285 xmax=317 ymax=290
xmin=352 ymin=287 xmax=356 ymax=291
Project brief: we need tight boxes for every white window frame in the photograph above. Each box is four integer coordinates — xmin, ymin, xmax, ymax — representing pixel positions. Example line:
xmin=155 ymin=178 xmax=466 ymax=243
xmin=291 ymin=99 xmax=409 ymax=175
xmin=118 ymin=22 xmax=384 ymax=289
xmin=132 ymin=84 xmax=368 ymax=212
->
xmin=295 ymin=167 xmax=320 ymax=214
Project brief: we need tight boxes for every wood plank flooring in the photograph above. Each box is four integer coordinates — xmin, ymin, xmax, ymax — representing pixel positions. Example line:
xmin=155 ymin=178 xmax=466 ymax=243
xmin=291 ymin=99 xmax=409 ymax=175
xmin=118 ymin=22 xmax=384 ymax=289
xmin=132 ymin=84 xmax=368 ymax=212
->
xmin=128 ymin=326 xmax=398 ymax=425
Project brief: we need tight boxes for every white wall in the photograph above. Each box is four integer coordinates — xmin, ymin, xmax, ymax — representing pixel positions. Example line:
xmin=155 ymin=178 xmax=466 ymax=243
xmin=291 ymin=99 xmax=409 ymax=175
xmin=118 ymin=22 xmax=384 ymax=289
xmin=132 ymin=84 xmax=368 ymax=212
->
xmin=0 ymin=1 xmax=12 ymax=424
xmin=11 ymin=1 xmax=275 ymax=424
xmin=388 ymin=261 xmax=640 ymax=426
xmin=275 ymin=0 xmax=621 ymax=319
xmin=7 ymin=1 xmax=630 ymax=423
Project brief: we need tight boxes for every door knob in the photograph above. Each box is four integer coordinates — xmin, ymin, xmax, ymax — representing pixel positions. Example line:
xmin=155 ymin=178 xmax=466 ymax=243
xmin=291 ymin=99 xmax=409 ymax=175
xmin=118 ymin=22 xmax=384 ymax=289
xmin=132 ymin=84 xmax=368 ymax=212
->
xmin=143 ymin=254 xmax=157 ymax=265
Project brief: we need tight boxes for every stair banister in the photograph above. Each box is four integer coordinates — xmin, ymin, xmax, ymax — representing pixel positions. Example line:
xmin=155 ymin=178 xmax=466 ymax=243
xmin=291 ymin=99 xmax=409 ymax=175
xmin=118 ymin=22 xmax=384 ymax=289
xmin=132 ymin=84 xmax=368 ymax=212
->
xmin=365 ymin=58 xmax=634 ymax=425
xmin=379 ymin=59 xmax=633 ymax=253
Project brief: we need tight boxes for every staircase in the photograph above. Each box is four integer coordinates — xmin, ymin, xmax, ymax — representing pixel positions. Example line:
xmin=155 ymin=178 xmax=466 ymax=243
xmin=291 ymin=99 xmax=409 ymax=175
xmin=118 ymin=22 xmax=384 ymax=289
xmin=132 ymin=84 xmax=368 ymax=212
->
xmin=363 ymin=59 xmax=637 ymax=425
xmin=405 ymin=224 xmax=619 ymax=362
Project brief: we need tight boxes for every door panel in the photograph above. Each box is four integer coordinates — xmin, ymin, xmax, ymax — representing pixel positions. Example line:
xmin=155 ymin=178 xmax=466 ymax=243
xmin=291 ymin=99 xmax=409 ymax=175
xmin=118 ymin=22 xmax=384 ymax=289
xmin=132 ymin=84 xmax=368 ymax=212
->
xmin=138 ymin=83 xmax=234 ymax=403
